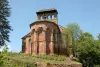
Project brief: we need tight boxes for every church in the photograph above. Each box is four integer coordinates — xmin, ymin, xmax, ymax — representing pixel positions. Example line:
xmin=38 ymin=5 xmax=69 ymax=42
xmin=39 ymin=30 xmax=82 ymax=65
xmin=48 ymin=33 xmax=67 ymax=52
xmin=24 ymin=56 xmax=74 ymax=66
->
xmin=21 ymin=8 xmax=67 ymax=55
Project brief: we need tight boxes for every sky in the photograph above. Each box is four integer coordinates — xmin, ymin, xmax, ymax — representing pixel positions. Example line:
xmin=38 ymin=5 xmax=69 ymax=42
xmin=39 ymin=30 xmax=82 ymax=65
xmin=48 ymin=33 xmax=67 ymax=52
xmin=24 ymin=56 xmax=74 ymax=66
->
xmin=5 ymin=0 xmax=100 ymax=52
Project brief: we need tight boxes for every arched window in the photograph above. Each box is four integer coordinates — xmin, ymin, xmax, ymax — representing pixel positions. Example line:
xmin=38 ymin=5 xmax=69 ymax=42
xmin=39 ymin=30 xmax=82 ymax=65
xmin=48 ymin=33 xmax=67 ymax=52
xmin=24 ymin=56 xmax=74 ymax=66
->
xmin=44 ymin=16 xmax=47 ymax=20
xmin=29 ymin=39 xmax=31 ymax=45
xmin=52 ymin=15 xmax=55 ymax=19
xmin=40 ymin=16 xmax=42 ymax=20
xmin=31 ymin=29 xmax=35 ymax=34
xmin=39 ymin=30 xmax=42 ymax=36
xmin=38 ymin=27 xmax=43 ymax=36
xmin=48 ymin=16 xmax=50 ymax=20
xmin=37 ymin=27 xmax=44 ymax=42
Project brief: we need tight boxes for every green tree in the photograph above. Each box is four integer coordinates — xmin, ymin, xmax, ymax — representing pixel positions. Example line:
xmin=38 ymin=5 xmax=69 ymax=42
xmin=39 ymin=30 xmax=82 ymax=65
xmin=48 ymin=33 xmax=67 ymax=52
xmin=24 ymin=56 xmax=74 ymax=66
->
xmin=0 ymin=0 xmax=12 ymax=46
xmin=0 ymin=54 xmax=4 ymax=66
xmin=2 ymin=45 xmax=8 ymax=53
xmin=65 ymin=23 xmax=81 ymax=56
xmin=76 ymin=32 xmax=100 ymax=67
xmin=67 ymin=23 xmax=81 ymax=40
xmin=62 ymin=28 xmax=72 ymax=56
xmin=97 ymin=33 xmax=100 ymax=40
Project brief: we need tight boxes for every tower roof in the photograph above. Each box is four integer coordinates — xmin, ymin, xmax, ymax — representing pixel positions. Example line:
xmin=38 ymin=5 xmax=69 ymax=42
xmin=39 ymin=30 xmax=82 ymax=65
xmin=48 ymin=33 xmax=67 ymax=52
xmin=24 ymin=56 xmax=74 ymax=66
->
xmin=36 ymin=8 xmax=58 ymax=14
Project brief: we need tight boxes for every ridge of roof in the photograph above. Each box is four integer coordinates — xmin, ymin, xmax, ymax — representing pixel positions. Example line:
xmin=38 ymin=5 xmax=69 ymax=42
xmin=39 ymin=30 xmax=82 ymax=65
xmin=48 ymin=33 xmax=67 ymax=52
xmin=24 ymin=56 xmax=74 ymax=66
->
xmin=38 ymin=8 xmax=57 ymax=12
xmin=36 ymin=8 xmax=58 ymax=14
xmin=21 ymin=33 xmax=30 ymax=39
xmin=58 ymin=25 xmax=65 ymax=29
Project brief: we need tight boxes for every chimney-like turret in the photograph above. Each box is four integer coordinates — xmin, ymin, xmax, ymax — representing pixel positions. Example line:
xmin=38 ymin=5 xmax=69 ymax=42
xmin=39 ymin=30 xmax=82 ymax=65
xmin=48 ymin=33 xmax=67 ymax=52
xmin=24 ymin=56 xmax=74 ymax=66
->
xmin=36 ymin=8 xmax=58 ymax=24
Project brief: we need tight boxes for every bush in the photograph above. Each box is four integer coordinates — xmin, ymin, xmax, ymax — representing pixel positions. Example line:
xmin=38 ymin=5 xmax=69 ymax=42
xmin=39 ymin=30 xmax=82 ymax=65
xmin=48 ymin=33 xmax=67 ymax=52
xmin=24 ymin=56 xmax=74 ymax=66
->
xmin=0 ymin=53 xmax=37 ymax=67
xmin=0 ymin=52 xmax=67 ymax=66
xmin=32 ymin=54 xmax=66 ymax=61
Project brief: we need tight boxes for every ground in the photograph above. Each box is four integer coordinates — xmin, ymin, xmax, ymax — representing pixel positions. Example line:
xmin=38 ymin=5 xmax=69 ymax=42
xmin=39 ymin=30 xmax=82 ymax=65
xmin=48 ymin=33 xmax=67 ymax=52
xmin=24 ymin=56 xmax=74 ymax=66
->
xmin=0 ymin=52 xmax=81 ymax=67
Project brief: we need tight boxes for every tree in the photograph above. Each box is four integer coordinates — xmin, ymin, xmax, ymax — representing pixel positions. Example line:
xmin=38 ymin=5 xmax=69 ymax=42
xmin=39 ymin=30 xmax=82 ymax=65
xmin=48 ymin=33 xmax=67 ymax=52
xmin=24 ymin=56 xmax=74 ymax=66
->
xmin=2 ymin=45 xmax=8 ymax=53
xmin=76 ymin=32 xmax=100 ymax=67
xmin=62 ymin=28 xmax=72 ymax=56
xmin=0 ymin=0 xmax=12 ymax=46
xmin=97 ymin=33 xmax=100 ymax=40
xmin=67 ymin=23 xmax=81 ymax=40
xmin=66 ymin=23 xmax=81 ymax=56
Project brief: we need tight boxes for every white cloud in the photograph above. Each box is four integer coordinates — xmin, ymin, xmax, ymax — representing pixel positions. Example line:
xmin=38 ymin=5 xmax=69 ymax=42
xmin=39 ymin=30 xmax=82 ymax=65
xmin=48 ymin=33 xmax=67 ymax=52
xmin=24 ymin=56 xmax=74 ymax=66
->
xmin=0 ymin=45 xmax=12 ymax=52
xmin=7 ymin=44 xmax=12 ymax=52
xmin=0 ymin=48 xmax=2 ymax=52
xmin=0 ymin=46 xmax=3 ymax=52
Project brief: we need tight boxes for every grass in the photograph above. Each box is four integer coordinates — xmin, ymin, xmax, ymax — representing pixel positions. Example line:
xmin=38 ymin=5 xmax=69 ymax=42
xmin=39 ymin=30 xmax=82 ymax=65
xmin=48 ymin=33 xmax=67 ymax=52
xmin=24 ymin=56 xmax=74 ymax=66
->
xmin=0 ymin=52 xmax=82 ymax=67
xmin=5 ymin=52 xmax=68 ymax=64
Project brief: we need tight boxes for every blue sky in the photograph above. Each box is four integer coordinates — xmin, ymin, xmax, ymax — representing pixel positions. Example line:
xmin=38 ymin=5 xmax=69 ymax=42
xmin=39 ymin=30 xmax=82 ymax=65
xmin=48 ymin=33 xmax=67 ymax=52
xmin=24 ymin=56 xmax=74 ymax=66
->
xmin=6 ymin=0 xmax=100 ymax=52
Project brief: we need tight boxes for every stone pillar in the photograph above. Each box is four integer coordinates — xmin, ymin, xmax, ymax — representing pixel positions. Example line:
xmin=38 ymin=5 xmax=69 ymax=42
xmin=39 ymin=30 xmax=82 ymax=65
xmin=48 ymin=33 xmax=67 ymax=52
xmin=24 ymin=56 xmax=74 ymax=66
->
xmin=46 ymin=15 xmax=48 ymax=20
xmin=42 ymin=30 xmax=46 ymax=55
xmin=50 ymin=30 xmax=54 ymax=55
xmin=31 ymin=31 xmax=34 ymax=54
xmin=33 ymin=31 xmax=38 ymax=54
xmin=37 ymin=15 xmax=39 ymax=20
xmin=50 ymin=14 xmax=52 ymax=20
xmin=54 ymin=14 xmax=57 ymax=19
xmin=25 ymin=37 xmax=30 ymax=54
xmin=54 ymin=14 xmax=58 ymax=24
xmin=47 ymin=14 xmax=49 ymax=20
xmin=31 ymin=29 xmax=36 ymax=54
xmin=42 ymin=14 xmax=44 ymax=20
xmin=55 ymin=32 xmax=58 ymax=54
xmin=57 ymin=32 xmax=60 ymax=55
xmin=27 ymin=38 xmax=31 ymax=54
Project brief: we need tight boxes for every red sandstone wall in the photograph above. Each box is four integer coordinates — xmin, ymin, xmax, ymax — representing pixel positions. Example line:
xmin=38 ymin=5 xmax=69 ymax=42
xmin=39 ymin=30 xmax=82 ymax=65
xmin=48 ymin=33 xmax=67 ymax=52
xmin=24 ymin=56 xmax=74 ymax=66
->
xmin=22 ymin=21 xmax=67 ymax=55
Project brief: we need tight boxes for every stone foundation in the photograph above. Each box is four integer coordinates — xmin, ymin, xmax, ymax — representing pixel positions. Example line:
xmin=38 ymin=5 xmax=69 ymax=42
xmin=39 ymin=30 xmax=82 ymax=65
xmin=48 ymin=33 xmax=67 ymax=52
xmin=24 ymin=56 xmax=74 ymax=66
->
xmin=37 ymin=62 xmax=82 ymax=67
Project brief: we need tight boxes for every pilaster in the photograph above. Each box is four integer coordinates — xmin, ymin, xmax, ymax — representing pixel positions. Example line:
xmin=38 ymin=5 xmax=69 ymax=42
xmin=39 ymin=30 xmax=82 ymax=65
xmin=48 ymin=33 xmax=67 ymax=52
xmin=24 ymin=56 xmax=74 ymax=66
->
xmin=42 ymin=30 xmax=46 ymax=55
xmin=50 ymin=30 xmax=54 ymax=55
xmin=33 ymin=31 xmax=38 ymax=54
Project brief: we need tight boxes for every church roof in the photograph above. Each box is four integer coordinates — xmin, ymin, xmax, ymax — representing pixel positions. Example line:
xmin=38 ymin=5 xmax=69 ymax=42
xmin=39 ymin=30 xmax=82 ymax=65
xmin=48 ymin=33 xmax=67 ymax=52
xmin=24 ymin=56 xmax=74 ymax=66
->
xmin=59 ymin=25 xmax=65 ymax=29
xmin=21 ymin=22 xmax=64 ymax=39
xmin=30 ymin=20 xmax=58 ymax=28
xmin=22 ymin=20 xmax=61 ymax=39
xmin=58 ymin=25 xmax=65 ymax=32
xmin=36 ymin=8 xmax=58 ymax=14
xmin=21 ymin=33 xmax=31 ymax=39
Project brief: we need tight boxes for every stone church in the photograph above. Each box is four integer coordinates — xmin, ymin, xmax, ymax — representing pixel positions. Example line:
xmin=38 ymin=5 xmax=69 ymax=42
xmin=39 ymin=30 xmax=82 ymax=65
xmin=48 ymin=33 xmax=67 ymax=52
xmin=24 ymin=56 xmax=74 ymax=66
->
xmin=21 ymin=8 xmax=67 ymax=55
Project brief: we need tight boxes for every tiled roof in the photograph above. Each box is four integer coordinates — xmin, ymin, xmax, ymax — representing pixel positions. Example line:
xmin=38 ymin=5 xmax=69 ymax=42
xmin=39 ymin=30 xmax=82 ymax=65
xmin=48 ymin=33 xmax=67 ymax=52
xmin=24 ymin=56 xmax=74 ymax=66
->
xmin=38 ymin=8 xmax=56 ymax=12
xmin=21 ymin=33 xmax=31 ymax=39
xmin=36 ymin=8 xmax=58 ymax=14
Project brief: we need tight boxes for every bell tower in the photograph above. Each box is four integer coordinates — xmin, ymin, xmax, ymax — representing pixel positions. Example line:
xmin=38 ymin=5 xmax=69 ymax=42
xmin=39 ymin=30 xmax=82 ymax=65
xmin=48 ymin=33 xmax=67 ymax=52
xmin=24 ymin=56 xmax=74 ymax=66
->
xmin=36 ymin=8 xmax=58 ymax=24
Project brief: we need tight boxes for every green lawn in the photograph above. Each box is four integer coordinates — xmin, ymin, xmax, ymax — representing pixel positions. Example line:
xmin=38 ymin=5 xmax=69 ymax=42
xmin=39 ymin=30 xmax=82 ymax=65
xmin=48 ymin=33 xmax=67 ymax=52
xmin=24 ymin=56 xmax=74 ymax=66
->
xmin=0 ymin=52 xmax=68 ymax=67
